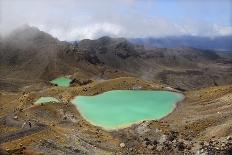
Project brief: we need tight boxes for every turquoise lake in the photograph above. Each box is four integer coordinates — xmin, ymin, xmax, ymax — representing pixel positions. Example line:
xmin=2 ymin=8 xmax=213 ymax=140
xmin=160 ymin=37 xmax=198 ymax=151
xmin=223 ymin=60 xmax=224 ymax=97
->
xmin=71 ymin=90 xmax=184 ymax=130
xmin=35 ymin=97 xmax=59 ymax=104
xmin=50 ymin=77 xmax=72 ymax=87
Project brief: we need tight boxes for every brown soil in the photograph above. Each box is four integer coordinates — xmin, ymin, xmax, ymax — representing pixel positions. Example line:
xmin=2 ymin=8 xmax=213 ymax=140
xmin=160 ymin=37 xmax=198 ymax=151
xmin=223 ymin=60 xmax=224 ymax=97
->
xmin=0 ymin=77 xmax=231 ymax=154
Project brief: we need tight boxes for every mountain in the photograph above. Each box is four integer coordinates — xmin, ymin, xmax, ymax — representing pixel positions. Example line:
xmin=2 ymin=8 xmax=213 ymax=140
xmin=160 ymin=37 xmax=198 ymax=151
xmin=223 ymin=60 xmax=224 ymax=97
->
xmin=130 ymin=36 xmax=232 ymax=51
xmin=1 ymin=26 xmax=232 ymax=155
xmin=0 ymin=26 xmax=232 ymax=90
xmin=77 ymin=36 xmax=232 ymax=90
xmin=0 ymin=26 xmax=85 ymax=80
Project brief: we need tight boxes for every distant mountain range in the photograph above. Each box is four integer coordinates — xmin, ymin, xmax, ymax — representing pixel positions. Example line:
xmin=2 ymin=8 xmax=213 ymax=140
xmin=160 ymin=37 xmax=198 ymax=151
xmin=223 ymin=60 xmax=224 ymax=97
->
xmin=130 ymin=36 xmax=232 ymax=51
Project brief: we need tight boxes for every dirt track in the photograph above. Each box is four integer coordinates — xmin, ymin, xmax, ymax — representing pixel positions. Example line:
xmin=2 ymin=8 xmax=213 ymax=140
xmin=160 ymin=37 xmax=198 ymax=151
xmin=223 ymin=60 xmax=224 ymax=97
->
xmin=0 ymin=123 xmax=47 ymax=144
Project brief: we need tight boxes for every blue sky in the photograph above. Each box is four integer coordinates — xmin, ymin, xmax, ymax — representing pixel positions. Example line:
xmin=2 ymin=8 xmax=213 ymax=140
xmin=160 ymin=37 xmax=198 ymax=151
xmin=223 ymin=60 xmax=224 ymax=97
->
xmin=149 ymin=0 xmax=231 ymax=25
xmin=1 ymin=0 xmax=232 ymax=40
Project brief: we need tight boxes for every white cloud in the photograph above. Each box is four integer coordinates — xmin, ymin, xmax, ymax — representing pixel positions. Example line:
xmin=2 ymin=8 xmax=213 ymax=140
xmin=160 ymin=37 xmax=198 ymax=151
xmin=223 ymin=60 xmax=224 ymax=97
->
xmin=1 ymin=0 xmax=231 ymax=40
xmin=68 ymin=23 xmax=122 ymax=40
xmin=213 ymin=25 xmax=232 ymax=36
xmin=34 ymin=22 xmax=123 ymax=40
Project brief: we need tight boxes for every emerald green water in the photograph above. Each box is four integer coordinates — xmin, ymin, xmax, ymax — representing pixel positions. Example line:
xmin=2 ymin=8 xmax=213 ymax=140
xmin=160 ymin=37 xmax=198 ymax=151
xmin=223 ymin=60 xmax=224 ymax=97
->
xmin=35 ymin=97 xmax=59 ymax=104
xmin=71 ymin=90 xmax=184 ymax=130
xmin=50 ymin=77 xmax=72 ymax=87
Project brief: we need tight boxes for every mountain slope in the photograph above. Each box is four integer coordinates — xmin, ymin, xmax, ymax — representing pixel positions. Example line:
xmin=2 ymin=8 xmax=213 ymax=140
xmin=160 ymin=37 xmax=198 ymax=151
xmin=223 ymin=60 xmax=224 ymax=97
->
xmin=0 ymin=26 xmax=77 ymax=80
xmin=0 ymin=26 xmax=231 ymax=90
xmin=76 ymin=36 xmax=232 ymax=90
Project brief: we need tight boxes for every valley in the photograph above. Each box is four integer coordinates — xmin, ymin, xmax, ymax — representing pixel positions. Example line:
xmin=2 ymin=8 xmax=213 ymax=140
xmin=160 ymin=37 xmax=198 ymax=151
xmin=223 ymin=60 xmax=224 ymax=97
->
xmin=0 ymin=26 xmax=232 ymax=154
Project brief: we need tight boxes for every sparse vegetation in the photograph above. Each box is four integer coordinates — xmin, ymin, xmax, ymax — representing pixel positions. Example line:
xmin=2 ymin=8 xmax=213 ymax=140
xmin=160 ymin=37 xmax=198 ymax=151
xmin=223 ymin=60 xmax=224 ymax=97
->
xmin=0 ymin=26 xmax=231 ymax=154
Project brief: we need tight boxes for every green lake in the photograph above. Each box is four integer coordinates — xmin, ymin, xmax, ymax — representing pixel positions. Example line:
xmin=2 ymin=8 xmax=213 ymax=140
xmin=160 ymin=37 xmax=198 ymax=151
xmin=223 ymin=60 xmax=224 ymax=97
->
xmin=50 ymin=77 xmax=72 ymax=87
xmin=35 ymin=97 xmax=59 ymax=104
xmin=71 ymin=90 xmax=184 ymax=130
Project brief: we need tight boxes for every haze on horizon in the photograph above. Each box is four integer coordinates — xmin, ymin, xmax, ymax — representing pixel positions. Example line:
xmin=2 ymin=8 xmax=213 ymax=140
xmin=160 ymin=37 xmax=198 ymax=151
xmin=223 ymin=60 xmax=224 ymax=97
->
xmin=0 ymin=0 xmax=232 ymax=41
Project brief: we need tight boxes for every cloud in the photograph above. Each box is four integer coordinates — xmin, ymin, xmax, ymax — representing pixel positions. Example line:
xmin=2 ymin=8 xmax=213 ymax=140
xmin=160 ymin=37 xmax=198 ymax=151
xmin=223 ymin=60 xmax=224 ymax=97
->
xmin=213 ymin=25 xmax=232 ymax=36
xmin=35 ymin=22 xmax=123 ymax=40
xmin=1 ymin=0 xmax=231 ymax=40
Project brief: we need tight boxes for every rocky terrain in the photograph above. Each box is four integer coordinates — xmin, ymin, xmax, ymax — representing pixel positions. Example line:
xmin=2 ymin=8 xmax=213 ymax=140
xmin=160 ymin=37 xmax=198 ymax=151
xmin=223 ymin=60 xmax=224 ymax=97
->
xmin=0 ymin=26 xmax=232 ymax=154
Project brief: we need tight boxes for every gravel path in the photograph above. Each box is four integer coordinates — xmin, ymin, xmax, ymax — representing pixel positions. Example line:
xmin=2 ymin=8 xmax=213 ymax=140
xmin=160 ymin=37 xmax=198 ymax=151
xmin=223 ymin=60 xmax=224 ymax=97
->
xmin=0 ymin=123 xmax=47 ymax=144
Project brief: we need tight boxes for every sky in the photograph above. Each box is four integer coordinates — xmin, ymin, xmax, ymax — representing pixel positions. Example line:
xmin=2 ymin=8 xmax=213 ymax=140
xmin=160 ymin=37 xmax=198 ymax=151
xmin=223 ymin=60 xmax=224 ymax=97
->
xmin=0 ymin=0 xmax=232 ymax=41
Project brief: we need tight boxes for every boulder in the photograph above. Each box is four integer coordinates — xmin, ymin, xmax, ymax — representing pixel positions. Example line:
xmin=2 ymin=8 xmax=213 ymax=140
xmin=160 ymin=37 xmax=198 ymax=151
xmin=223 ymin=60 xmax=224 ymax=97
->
xmin=120 ymin=143 xmax=125 ymax=148
xmin=13 ymin=115 xmax=18 ymax=119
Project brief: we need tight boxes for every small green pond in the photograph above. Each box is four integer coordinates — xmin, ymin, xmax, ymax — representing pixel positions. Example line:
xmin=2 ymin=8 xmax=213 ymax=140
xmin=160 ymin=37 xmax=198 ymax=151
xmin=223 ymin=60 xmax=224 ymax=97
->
xmin=35 ymin=97 xmax=59 ymax=104
xmin=50 ymin=77 xmax=72 ymax=87
xmin=71 ymin=90 xmax=184 ymax=130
